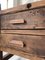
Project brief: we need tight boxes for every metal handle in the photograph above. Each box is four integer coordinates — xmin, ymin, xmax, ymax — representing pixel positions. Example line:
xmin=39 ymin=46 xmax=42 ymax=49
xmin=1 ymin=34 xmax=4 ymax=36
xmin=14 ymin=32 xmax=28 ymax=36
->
xmin=9 ymin=19 xmax=25 ymax=24
xmin=9 ymin=40 xmax=24 ymax=48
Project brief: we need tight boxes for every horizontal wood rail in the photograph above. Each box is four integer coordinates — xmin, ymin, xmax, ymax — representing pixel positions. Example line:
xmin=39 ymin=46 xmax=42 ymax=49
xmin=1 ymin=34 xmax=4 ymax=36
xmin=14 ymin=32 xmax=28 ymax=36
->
xmin=0 ymin=0 xmax=45 ymax=15
xmin=1 ymin=30 xmax=45 ymax=36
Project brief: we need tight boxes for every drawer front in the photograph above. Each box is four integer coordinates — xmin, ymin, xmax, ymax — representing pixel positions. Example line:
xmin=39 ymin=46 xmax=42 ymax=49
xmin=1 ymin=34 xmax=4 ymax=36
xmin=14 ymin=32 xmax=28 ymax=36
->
xmin=1 ymin=34 xmax=45 ymax=56
xmin=1 ymin=7 xmax=45 ymax=29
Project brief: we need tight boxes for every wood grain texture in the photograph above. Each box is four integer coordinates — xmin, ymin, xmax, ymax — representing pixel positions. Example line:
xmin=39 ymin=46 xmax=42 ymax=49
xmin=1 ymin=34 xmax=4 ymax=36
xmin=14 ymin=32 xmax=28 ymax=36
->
xmin=0 ymin=1 xmax=45 ymax=60
xmin=1 ymin=34 xmax=45 ymax=57
xmin=0 ymin=0 xmax=45 ymax=15
xmin=1 ymin=30 xmax=45 ymax=36
xmin=1 ymin=47 xmax=45 ymax=60
xmin=1 ymin=7 xmax=45 ymax=29
xmin=9 ymin=40 xmax=24 ymax=48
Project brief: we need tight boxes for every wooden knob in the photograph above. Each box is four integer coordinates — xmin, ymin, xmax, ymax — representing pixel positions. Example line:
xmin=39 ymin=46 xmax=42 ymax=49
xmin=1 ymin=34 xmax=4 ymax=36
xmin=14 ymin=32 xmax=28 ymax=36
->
xmin=27 ymin=3 xmax=32 ymax=9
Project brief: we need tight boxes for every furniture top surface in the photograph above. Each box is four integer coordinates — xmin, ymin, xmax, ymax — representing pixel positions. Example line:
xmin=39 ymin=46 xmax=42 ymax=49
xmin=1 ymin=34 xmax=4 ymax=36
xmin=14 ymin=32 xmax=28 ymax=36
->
xmin=0 ymin=0 xmax=45 ymax=15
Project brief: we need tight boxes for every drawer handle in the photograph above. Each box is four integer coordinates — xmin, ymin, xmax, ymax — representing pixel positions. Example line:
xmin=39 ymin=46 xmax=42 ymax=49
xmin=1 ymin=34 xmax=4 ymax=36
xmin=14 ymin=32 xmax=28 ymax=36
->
xmin=9 ymin=40 xmax=24 ymax=48
xmin=9 ymin=19 xmax=25 ymax=24
xmin=27 ymin=3 xmax=31 ymax=9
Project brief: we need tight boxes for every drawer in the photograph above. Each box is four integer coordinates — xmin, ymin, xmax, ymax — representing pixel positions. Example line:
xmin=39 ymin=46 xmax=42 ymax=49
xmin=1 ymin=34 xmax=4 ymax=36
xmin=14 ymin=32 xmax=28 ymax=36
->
xmin=1 ymin=34 xmax=45 ymax=56
xmin=1 ymin=7 xmax=45 ymax=30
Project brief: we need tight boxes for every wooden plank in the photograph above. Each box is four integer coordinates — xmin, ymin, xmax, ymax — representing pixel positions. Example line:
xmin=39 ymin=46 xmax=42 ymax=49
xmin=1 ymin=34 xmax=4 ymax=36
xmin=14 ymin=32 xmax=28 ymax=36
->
xmin=1 ymin=30 xmax=45 ymax=36
xmin=1 ymin=47 xmax=45 ymax=60
xmin=1 ymin=24 xmax=45 ymax=30
xmin=0 ymin=0 xmax=45 ymax=15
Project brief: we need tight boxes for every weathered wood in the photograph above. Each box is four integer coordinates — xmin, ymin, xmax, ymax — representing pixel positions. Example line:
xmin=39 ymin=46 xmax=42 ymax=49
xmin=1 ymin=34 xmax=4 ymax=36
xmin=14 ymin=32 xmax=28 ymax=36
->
xmin=0 ymin=0 xmax=45 ymax=15
xmin=1 ymin=34 xmax=45 ymax=57
xmin=1 ymin=30 xmax=45 ymax=36
xmin=0 ymin=1 xmax=45 ymax=60
xmin=1 ymin=47 xmax=45 ymax=60
xmin=1 ymin=7 xmax=45 ymax=30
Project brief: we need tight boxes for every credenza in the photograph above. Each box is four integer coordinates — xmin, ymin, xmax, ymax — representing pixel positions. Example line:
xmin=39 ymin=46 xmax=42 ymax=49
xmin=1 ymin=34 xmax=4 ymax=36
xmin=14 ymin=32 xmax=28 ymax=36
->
xmin=0 ymin=0 xmax=45 ymax=60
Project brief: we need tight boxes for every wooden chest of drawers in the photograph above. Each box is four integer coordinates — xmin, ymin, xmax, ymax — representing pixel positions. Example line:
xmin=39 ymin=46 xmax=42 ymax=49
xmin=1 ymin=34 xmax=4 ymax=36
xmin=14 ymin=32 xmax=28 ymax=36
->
xmin=0 ymin=1 xmax=45 ymax=59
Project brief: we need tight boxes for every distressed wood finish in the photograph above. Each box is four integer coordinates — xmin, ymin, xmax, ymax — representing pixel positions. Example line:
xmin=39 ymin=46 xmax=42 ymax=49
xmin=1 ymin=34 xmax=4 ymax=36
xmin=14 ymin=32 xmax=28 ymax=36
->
xmin=0 ymin=0 xmax=45 ymax=15
xmin=1 ymin=7 xmax=45 ymax=29
xmin=1 ymin=47 xmax=45 ymax=60
xmin=0 ymin=1 xmax=45 ymax=60
xmin=1 ymin=30 xmax=45 ymax=36
xmin=1 ymin=34 xmax=45 ymax=57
